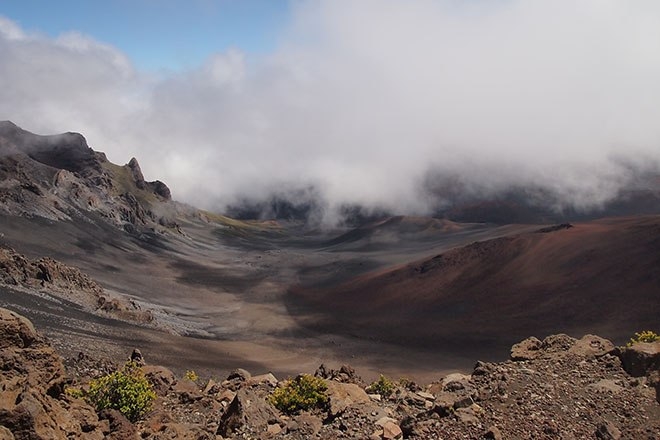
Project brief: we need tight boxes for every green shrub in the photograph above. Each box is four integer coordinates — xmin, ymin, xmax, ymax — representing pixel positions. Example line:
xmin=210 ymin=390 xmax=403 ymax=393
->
xmin=268 ymin=374 xmax=328 ymax=414
xmin=86 ymin=361 xmax=156 ymax=422
xmin=366 ymin=375 xmax=395 ymax=397
xmin=627 ymin=330 xmax=659 ymax=346
xmin=65 ymin=386 xmax=85 ymax=399
xmin=185 ymin=370 xmax=199 ymax=383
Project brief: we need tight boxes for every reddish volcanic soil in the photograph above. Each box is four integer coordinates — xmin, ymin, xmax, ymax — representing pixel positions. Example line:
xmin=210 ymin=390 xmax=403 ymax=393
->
xmin=288 ymin=215 xmax=660 ymax=359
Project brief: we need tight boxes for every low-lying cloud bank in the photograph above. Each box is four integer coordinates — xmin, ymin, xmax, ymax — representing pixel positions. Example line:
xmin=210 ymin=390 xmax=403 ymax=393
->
xmin=1 ymin=1 xmax=660 ymax=224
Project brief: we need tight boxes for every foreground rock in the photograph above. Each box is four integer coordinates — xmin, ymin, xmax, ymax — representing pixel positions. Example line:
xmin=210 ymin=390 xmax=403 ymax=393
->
xmin=1 ymin=307 xmax=659 ymax=439
xmin=0 ymin=308 xmax=108 ymax=439
xmin=618 ymin=340 xmax=660 ymax=404
xmin=618 ymin=341 xmax=660 ymax=378
xmin=435 ymin=334 xmax=659 ymax=439
xmin=139 ymin=334 xmax=660 ymax=439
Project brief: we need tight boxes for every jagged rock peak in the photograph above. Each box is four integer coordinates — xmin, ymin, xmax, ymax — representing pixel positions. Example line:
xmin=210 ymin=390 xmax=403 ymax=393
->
xmin=127 ymin=157 xmax=146 ymax=189
xmin=125 ymin=157 xmax=171 ymax=199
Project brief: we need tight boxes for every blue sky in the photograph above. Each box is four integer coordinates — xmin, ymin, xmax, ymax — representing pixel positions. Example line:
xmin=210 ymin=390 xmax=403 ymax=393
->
xmin=0 ymin=0 xmax=290 ymax=71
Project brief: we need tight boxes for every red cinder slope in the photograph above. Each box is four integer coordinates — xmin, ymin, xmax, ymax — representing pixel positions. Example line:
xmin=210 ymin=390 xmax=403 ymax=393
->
xmin=289 ymin=216 xmax=660 ymax=354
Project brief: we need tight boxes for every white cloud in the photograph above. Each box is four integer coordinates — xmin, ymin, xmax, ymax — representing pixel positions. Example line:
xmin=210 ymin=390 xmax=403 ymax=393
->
xmin=1 ymin=1 xmax=660 ymax=221
xmin=0 ymin=16 xmax=26 ymax=40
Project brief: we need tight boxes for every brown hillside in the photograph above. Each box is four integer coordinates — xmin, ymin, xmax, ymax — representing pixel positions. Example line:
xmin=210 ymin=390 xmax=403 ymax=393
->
xmin=289 ymin=215 xmax=660 ymax=356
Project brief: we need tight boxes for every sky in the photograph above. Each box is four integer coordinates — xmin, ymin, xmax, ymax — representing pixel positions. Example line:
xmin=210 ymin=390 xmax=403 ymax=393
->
xmin=1 ymin=0 xmax=660 ymax=223
xmin=1 ymin=0 xmax=288 ymax=71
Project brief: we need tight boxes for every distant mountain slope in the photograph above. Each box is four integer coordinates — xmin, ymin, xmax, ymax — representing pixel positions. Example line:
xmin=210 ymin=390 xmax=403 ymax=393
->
xmin=438 ymin=188 xmax=660 ymax=224
xmin=289 ymin=215 xmax=660 ymax=354
xmin=322 ymin=216 xmax=464 ymax=251
xmin=0 ymin=120 xmax=177 ymax=233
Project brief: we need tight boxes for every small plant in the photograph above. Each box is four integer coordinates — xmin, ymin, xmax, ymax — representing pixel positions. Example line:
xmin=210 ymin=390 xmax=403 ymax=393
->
xmin=86 ymin=361 xmax=156 ymax=422
xmin=185 ymin=370 xmax=199 ymax=383
xmin=65 ymin=386 xmax=85 ymax=399
xmin=366 ymin=375 xmax=395 ymax=397
xmin=268 ymin=374 xmax=328 ymax=414
xmin=627 ymin=330 xmax=659 ymax=346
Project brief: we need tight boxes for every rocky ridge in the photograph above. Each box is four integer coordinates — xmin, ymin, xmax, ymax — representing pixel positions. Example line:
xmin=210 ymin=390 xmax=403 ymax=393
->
xmin=0 ymin=245 xmax=153 ymax=325
xmin=1 ymin=308 xmax=658 ymax=439
xmin=0 ymin=121 xmax=179 ymax=234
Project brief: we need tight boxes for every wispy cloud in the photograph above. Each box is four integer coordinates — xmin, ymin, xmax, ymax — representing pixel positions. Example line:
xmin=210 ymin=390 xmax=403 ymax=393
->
xmin=1 ymin=0 xmax=659 ymax=222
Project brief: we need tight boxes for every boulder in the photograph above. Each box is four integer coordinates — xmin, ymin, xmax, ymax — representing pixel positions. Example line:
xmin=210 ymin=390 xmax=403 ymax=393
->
xmin=217 ymin=390 xmax=237 ymax=404
xmin=649 ymin=370 xmax=660 ymax=404
xmin=568 ymin=335 xmax=615 ymax=358
xmin=416 ymin=391 xmax=435 ymax=401
xmin=143 ymin=365 xmax=177 ymax=397
xmin=455 ymin=404 xmax=481 ymax=425
xmin=315 ymin=364 xmax=363 ymax=385
xmin=0 ymin=308 xmax=37 ymax=349
xmin=484 ymin=426 xmax=503 ymax=439
xmin=99 ymin=409 xmax=136 ymax=440
xmin=267 ymin=422 xmax=282 ymax=435
xmin=617 ymin=341 xmax=660 ymax=377
xmin=216 ymin=388 xmax=280 ymax=437
xmin=173 ymin=378 xmax=202 ymax=403
xmin=540 ymin=334 xmax=577 ymax=353
xmin=287 ymin=413 xmax=322 ymax=437
xmin=223 ymin=368 xmax=251 ymax=391
xmin=595 ymin=421 xmax=622 ymax=440
xmin=0 ymin=308 xmax=109 ymax=439
xmin=129 ymin=348 xmax=145 ymax=366
xmin=382 ymin=420 xmax=403 ymax=439
xmin=246 ymin=373 xmax=279 ymax=388
xmin=402 ymin=390 xmax=427 ymax=407
xmin=511 ymin=334 xmax=578 ymax=361
xmin=376 ymin=417 xmax=403 ymax=440
xmin=586 ymin=379 xmax=623 ymax=395
xmin=510 ymin=336 xmax=542 ymax=361
xmin=325 ymin=381 xmax=372 ymax=418
xmin=0 ymin=426 xmax=14 ymax=440
xmin=431 ymin=392 xmax=459 ymax=416
xmin=203 ymin=378 xmax=218 ymax=394
xmin=441 ymin=373 xmax=472 ymax=392
xmin=231 ymin=367 xmax=251 ymax=380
